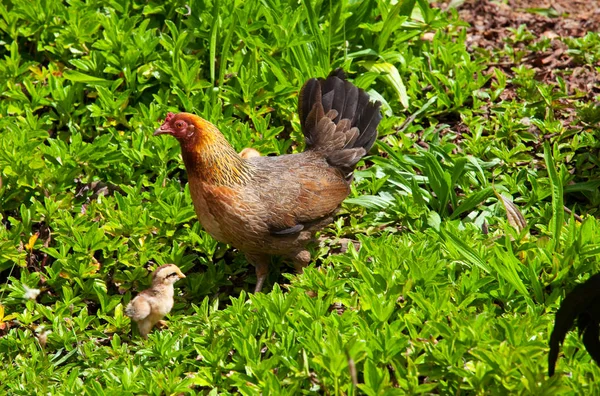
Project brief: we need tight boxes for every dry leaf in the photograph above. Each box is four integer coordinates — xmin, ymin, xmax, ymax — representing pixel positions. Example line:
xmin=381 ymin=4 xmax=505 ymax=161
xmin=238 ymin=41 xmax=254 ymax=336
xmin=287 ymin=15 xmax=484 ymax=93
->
xmin=23 ymin=285 xmax=41 ymax=300
xmin=37 ymin=331 xmax=48 ymax=349
xmin=25 ymin=233 xmax=39 ymax=251
xmin=494 ymin=190 xmax=526 ymax=232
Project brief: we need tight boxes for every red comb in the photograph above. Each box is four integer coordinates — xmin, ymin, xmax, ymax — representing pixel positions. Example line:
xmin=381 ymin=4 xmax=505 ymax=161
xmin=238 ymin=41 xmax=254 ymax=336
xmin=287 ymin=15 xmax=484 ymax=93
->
xmin=164 ymin=112 xmax=175 ymax=123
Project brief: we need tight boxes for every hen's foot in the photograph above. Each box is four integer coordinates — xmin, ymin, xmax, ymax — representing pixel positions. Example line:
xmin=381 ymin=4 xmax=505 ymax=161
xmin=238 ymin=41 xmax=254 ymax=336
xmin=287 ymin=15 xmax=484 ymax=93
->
xmin=293 ymin=250 xmax=311 ymax=273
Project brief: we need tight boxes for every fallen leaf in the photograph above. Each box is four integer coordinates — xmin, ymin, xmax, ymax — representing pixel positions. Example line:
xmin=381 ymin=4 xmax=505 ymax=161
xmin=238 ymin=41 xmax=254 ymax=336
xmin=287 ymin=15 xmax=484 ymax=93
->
xmin=494 ymin=190 xmax=526 ymax=232
xmin=26 ymin=233 xmax=39 ymax=251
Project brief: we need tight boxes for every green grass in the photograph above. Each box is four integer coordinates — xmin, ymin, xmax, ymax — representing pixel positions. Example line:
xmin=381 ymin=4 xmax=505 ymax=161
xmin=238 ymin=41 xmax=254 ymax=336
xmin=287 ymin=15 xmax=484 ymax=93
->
xmin=1 ymin=0 xmax=600 ymax=394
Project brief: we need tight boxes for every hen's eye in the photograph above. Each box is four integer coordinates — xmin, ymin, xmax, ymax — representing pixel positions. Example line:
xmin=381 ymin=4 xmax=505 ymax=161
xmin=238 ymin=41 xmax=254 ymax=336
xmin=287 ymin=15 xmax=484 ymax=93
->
xmin=175 ymin=120 xmax=185 ymax=129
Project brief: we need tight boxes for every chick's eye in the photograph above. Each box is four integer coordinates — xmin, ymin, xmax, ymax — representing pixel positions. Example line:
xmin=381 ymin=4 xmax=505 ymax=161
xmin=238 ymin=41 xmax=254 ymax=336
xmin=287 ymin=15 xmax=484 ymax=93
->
xmin=167 ymin=272 xmax=178 ymax=278
xmin=175 ymin=120 xmax=185 ymax=129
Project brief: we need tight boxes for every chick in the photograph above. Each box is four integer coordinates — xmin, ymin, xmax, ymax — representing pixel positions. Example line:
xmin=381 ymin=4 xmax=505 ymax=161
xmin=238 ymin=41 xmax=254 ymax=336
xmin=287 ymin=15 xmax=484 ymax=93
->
xmin=125 ymin=264 xmax=186 ymax=339
xmin=239 ymin=147 xmax=261 ymax=159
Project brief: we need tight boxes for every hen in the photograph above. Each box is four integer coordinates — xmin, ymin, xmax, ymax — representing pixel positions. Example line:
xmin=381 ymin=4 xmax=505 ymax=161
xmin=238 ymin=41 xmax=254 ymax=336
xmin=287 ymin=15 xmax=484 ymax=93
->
xmin=154 ymin=70 xmax=382 ymax=292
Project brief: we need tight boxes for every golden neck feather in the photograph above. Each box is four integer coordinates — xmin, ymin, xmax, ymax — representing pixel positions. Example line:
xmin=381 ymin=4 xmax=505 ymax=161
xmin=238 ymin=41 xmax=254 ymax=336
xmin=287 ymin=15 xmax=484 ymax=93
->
xmin=180 ymin=119 xmax=254 ymax=186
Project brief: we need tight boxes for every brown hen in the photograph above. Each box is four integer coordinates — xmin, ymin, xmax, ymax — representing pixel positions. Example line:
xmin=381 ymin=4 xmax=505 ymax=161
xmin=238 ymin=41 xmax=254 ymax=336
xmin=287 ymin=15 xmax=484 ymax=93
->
xmin=154 ymin=69 xmax=382 ymax=292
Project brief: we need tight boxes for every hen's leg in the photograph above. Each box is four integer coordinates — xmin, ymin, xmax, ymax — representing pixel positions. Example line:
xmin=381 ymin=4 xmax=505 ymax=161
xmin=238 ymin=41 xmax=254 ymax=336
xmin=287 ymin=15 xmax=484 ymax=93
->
xmin=292 ymin=249 xmax=311 ymax=273
xmin=245 ymin=253 xmax=270 ymax=293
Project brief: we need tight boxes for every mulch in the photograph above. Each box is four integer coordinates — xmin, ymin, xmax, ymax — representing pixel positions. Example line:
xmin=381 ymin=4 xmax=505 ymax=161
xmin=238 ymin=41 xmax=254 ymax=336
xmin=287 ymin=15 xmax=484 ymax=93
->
xmin=428 ymin=0 xmax=599 ymax=139
xmin=456 ymin=0 xmax=600 ymax=101
xmin=459 ymin=0 xmax=600 ymax=43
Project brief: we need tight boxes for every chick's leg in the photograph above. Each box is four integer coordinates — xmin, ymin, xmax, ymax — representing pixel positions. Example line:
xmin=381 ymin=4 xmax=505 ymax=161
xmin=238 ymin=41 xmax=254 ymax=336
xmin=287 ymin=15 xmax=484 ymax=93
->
xmin=157 ymin=320 xmax=168 ymax=329
xmin=137 ymin=320 xmax=154 ymax=339
xmin=292 ymin=249 xmax=311 ymax=273
xmin=245 ymin=252 xmax=270 ymax=293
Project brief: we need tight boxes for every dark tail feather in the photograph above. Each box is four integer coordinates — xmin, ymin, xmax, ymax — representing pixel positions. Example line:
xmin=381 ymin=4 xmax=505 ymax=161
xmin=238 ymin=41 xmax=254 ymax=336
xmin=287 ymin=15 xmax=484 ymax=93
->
xmin=548 ymin=273 xmax=600 ymax=376
xmin=299 ymin=69 xmax=382 ymax=175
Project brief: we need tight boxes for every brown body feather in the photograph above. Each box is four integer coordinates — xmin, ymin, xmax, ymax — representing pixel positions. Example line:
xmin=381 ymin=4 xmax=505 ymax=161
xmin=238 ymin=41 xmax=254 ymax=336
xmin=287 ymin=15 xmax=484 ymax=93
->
xmin=155 ymin=70 xmax=382 ymax=292
xmin=187 ymin=151 xmax=350 ymax=255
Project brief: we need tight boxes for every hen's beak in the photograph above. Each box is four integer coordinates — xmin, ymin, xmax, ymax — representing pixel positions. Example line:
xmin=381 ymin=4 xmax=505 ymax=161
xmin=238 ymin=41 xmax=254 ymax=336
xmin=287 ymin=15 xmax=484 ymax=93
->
xmin=153 ymin=127 xmax=171 ymax=136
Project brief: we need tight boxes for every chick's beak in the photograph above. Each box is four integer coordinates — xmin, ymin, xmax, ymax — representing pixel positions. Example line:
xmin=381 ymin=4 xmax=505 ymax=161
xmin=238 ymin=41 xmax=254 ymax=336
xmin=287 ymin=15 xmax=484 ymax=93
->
xmin=176 ymin=269 xmax=186 ymax=279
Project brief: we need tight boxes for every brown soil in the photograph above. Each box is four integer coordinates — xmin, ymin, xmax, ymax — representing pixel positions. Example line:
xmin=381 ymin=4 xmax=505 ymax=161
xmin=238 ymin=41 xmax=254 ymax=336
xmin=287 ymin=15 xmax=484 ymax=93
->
xmin=456 ymin=0 xmax=600 ymax=101
xmin=459 ymin=0 xmax=600 ymax=43
xmin=430 ymin=0 xmax=599 ymax=141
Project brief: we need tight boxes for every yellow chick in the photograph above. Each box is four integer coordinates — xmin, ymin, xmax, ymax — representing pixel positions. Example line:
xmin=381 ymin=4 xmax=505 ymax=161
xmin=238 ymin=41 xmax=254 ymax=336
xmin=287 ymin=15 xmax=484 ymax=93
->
xmin=239 ymin=147 xmax=261 ymax=159
xmin=125 ymin=264 xmax=186 ymax=339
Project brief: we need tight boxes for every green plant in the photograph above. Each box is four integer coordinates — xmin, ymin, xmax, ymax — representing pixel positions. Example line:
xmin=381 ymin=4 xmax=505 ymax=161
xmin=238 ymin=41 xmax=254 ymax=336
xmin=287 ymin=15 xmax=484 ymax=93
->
xmin=1 ymin=0 xmax=600 ymax=394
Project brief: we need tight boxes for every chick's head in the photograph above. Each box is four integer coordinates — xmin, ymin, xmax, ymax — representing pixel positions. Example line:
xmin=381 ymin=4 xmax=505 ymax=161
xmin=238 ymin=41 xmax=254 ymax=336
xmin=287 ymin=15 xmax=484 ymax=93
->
xmin=152 ymin=264 xmax=186 ymax=286
xmin=239 ymin=147 xmax=261 ymax=159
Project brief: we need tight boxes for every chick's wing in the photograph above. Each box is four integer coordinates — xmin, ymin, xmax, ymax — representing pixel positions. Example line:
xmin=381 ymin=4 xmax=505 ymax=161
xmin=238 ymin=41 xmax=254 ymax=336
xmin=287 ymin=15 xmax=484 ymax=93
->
xmin=125 ymin=293 xmax=152 ymax=321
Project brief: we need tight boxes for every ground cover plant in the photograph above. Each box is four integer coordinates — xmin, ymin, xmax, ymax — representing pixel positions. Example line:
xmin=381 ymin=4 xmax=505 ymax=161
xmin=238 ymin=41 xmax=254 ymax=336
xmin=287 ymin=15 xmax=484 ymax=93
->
xmin=1 ymin=0 xmax=600 ymax=394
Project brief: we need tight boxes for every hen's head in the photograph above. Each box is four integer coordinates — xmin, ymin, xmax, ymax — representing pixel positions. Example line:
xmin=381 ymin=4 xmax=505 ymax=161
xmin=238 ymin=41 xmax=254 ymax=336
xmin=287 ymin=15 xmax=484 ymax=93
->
xmin=154 ymin=112 xmax=217 ymax=144
xmin=152 ymin=264 xmax=186 ymax=286
xmin=153 ymin=111 xmax=251 ymax=184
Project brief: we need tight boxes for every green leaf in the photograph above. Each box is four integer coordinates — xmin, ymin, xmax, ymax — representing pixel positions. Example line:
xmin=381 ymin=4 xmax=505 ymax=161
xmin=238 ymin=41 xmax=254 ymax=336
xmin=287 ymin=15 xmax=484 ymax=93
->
xmin=363 ymin=61 xmax=409 ymax=108
xmin=543 ymin=141 xmax=563 ymax=250
xmin=450 ymin=186 xmax=494 ymax=219
xmin=63 ymin=70 xmax=112 ymax=85
xmin=423 ymin=152 xmax=451 ymax=215
xmin=442 ymin=228 xmax=491 ymax=273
